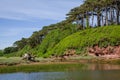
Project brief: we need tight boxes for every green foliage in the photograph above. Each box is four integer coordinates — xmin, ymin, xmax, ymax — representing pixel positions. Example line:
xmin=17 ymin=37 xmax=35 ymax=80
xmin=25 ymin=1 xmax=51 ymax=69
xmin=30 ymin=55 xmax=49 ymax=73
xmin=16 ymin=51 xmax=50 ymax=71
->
xmin=0 ymin=50 xmax=3 ymax=56
xmin=36 ymin=24 xmax=77 ymax=57
xmin=15 ymin=45 xmax=31 ymax=56
xmin=66 ymin=0 xmax=120 ymax=28
xmin=28 ymin=31 xmax=45 ymax=48
xmin=2 ymin=0 xmax=120 ymax=58
xmin=48 ymin=25 xmax=120 ymax=55
xmin=4 ymin=25 xmax=120 ymax=57
xmin=3 ymin=47 xmax=18 ymax=54
xmin=14 ymin=38 xmax=28 ymax=50
xmin=3 ymin=45 xmax=31 ymax=57
xmin=0 ymin=57 xmax=21 ymax=65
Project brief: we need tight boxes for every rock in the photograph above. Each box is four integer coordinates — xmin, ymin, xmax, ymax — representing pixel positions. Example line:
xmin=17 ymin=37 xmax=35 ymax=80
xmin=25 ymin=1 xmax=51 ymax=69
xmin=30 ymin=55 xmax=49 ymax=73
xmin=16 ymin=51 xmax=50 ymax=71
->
xmin=88 ymin=45 xmax=120 ymax=59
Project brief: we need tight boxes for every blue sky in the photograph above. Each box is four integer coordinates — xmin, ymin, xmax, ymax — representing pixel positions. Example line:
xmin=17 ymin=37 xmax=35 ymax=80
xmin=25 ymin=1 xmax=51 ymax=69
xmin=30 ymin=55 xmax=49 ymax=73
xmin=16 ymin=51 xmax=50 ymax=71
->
xmin=0 ymin=0 xmax=83 ymax=49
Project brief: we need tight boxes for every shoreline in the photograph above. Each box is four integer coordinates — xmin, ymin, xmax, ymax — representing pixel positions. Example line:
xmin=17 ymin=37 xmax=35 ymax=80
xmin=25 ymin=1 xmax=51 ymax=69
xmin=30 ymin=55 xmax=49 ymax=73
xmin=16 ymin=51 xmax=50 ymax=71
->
xmin=0 ymin=56 xmax=120 ymax=67
xmin=1 ymin=57 xmax=120 ymax=73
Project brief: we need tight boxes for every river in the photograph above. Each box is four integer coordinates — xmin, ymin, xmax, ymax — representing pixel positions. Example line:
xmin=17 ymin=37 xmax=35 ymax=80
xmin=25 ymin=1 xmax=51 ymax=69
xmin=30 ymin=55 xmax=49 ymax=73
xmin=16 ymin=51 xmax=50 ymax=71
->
xmin=0 ymin=63 xmax=120 ymax=80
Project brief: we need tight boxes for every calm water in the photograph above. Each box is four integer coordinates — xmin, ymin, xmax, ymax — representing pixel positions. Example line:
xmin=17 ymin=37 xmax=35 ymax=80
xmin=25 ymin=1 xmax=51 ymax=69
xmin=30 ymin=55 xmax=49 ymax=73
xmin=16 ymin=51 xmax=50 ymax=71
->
xmin=0 ymin=64 xmax=120 ymax=80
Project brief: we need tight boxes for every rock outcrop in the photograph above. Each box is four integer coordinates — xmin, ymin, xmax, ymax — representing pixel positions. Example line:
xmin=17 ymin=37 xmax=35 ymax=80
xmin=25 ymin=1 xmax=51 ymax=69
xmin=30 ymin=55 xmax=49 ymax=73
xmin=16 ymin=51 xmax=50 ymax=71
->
xmin=88 ymin=45 xmax=120 ymax=59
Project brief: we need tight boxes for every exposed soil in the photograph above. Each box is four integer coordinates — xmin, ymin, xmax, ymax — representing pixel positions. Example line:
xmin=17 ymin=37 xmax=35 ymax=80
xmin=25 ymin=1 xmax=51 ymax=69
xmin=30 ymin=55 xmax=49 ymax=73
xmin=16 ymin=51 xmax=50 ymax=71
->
xmin=0 ymin=46 xmax=120 ymax=67
xmin=88 ymin=45 xmax=120 ymax=59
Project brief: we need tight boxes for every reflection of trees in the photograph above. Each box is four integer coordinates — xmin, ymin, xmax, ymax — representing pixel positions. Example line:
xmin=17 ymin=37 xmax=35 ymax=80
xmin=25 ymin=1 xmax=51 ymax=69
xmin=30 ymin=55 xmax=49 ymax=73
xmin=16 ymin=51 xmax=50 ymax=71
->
xmin=88 ymin=64 xmax=120 ymax=70
xmin=23 ymin=64 xmax=120 ymax=80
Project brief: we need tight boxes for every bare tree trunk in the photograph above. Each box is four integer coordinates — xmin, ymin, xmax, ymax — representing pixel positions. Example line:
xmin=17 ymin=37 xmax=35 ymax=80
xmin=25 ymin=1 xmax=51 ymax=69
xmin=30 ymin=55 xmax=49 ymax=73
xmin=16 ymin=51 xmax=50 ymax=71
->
xmin=105 ymin=8 xmax=108 ymax=26
xmin=111 ymin=8 xmax=114 ymax=24
xmin=114 ymin=1 xmax=120 ymax=25
xmin=97 ymin=12 xmax=101 ymax=27
xmin=86 ymin=15 xmax=89 ymax=28
xmin=92 ymin=11 xmax=94 ymax=27
xmin=81 ymin=17 xmax=84 ymax=29
xmin=85 ymin=11 xmax=90 ymax=28
xmin=76 ymin=19 xmax=80 ymax=30
xmin=101 ymin=14 xmax=104 ymax=26
xmin=113 ymin=9 xmax=116 ymax=23
xmin=116 ymin=10 xmax=120 ymax=25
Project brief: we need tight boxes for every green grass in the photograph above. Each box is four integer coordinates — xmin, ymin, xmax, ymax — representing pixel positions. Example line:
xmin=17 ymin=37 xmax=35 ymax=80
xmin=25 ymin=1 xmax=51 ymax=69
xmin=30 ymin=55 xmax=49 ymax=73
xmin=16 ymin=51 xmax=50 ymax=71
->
xmin=0 ymin=63 xmax=86 ymax=73
xmin=6 ymin=24 xmax=77 ymax=57
xmin=0 ymin=57 xmax=46 ymax=65
xmin=48 ymin=25 xmax=120 ymax=56
xmin=34 ymin=24 xmax=77 ymax=57
xmin=0 ymin=57 xmax=21 ymax=65
xmin=3 ymin=25 xmax=120 ymax=57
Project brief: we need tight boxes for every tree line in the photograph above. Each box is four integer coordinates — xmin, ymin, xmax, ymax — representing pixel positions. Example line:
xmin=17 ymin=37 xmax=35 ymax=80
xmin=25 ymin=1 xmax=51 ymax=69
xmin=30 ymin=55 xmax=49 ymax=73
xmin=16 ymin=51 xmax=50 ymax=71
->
xmin=3 ymin=21 xmax=70 ymax=54
xmin=3 ymin=0 xmax=120 ymax=54
xmin=66 ymin=0 xmax=120 ymax=29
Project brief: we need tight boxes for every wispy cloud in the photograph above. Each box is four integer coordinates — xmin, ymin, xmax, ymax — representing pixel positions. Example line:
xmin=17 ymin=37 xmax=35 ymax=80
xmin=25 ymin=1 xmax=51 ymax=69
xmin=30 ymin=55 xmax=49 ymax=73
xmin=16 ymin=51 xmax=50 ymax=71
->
xmin=0 ymin=0 xmax=82 ymax=21
xmin=0 ymin=0 xmax=83 ymax=49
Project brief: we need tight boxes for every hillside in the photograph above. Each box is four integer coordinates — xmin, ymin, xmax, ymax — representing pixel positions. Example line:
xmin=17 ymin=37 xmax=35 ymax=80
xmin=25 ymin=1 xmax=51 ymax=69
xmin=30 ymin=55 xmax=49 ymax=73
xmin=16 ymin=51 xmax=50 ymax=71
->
xmin=10 ymin=25 xmax=119 ymax=58
xmin=10 ymin=23 xmax=77 ymax=57
xmin=2 ymin=0 xmax=120 ymax=58
xmin=46 ymin=25 xmax=120 ymax=57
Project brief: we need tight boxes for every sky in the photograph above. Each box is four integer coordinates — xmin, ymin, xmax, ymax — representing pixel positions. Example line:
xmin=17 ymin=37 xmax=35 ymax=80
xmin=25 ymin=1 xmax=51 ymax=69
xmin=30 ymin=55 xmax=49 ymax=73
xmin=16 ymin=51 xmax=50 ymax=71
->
xmin=0 ymin=0 xmax=83 ymax=50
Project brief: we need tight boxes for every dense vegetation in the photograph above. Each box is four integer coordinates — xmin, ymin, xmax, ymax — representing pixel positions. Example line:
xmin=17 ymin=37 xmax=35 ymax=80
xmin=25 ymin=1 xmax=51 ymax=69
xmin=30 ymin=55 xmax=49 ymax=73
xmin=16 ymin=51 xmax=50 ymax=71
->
xmin=48 ymin=25 xmax=120 ymax=56
xmin=67 ymin=0 xmax=120 ymax=27
xmin=2 ymin=0 xmax=120 ymax=57
xmin=0 ymin=50 xmax=3 ymax=56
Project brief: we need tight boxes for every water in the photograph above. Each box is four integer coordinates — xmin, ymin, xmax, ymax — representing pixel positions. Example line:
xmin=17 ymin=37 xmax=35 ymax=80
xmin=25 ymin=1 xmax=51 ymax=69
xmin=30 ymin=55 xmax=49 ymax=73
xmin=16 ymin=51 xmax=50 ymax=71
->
xmin=0 ymin=64 xmax=120 ymax=80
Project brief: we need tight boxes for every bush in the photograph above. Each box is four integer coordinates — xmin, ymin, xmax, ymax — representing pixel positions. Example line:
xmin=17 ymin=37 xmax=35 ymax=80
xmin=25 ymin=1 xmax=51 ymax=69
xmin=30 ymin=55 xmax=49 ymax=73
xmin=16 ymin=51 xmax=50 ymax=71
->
xmin=0 ymin=50 xmax=3 ymax=56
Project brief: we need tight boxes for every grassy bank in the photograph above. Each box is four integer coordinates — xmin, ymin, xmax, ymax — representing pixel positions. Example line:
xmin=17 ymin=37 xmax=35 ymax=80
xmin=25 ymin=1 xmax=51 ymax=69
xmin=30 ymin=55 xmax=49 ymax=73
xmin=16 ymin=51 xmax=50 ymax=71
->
xmin=0 ymin=57 xmax=86 ymax=73
xmin=47 ymin=25 xmax=120 ymax=56
xmin=1 ymin=56 xmax=120 ymax=73
xmin=0 ymin=57 xmax=21 ymax=65
xmin=0 ymin=56 xmax=93 ymax=66
xmin=1 ymin=56 xmax=120 ymax=66
xmin=3 ymin=25 xmax=120 ymax=58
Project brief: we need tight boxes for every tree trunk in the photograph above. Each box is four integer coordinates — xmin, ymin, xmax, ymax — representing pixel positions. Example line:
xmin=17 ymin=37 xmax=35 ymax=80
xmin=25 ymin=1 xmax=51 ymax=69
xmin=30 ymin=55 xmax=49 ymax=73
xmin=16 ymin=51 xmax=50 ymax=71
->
xmin=101 ymin=14 xmax=104 ymax=26
xmin=97 ymin=12 xmax=101 ymax=27
xmin=114 ymin=1 xmax=120 ymax=25
xmin=81 ymin=17 xmax=84 ymax=29
xmin=113 ymin=9 xmax=115 ymax=23
xmin=92 ymin=11 xmax=94 ymax=27
xmin=110 ymin=8 xmax=114 ymax=24
xmin=105 ymin=8 xmax=108 ymax=26
xmin=86 ymin=15 xmax=89 ymax=28
xmin=116 ymin=10 xmax=120 ymax=25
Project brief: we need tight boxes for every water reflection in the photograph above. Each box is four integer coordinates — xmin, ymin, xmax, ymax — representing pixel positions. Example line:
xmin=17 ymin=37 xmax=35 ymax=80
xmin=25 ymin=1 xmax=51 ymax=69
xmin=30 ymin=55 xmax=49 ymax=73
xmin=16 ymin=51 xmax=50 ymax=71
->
xmin=66 ymin=70 xmax=120 ymax=80
xmin=0 ymin=70 xmax=120 ymax=80
xmin=0 ymin=64 xmax=120 ymax=80
xmin=88 ymin=64 xmax=120 ymax=70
